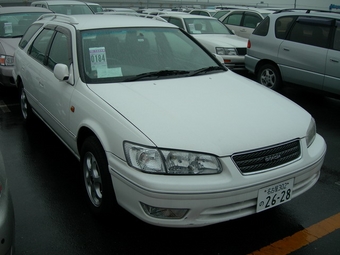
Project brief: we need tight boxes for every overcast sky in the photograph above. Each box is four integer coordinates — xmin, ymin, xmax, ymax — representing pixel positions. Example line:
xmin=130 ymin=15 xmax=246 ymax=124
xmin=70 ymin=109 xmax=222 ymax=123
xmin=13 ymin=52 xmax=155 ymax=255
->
xmin=218 ymin=0 xmax=339 ymax=10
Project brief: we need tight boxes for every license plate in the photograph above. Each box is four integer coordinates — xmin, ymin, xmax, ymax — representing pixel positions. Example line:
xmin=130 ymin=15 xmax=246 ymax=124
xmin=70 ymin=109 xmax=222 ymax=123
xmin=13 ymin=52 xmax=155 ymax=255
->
xmin=256 ymin=178 xmax=294 ymax=212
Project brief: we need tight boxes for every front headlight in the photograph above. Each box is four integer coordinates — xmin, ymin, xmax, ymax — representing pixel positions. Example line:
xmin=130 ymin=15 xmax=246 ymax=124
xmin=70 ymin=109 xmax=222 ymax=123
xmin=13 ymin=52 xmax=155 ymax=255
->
xmin=124 ymin=142 xmax=222 ymax=175
xmin=216 ymin=47 xmax=237 ymax=56
xmin=306 ymin=117 xmax=316 ymax=147
xmin=0 ymin=55 xmax=14 ymax=66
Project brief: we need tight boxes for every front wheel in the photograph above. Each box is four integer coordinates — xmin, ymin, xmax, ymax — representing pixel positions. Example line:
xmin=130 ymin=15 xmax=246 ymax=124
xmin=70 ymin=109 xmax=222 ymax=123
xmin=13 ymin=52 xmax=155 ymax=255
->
xmin=80 ymin=136 xmax=116 ymax=215
xmin=19 ymin=84 xmax=33 ymax=121
xmin=257 ymin=64 xmax=282 ymax=91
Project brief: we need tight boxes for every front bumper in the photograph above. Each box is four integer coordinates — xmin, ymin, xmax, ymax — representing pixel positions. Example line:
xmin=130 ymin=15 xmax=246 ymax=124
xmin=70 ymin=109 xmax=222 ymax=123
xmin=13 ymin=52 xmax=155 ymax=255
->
xmin=108 ymin=135 xmax=326 ymax=227
xmin=222 ymin=55 xmax=245 ymax=71
xmin=0 ymin=66 xmax=15 ymax=87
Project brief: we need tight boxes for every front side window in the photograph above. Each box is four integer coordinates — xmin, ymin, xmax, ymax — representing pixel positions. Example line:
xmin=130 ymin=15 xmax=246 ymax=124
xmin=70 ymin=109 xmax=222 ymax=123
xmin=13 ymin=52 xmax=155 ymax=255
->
xmin=28 ymin=28 xmax=54 ymax=64
xmin=200 ymin=11 xmax=210 ymax=17
xmin=48 ymin=4 xmax=93 ymax=15
xmin=47 ymin=31 xmax=70 ymax=70
xmin=184 ymin=18 xmax=233 ymax=34
xmin=80 ymin=27 xmax=223 ymax=83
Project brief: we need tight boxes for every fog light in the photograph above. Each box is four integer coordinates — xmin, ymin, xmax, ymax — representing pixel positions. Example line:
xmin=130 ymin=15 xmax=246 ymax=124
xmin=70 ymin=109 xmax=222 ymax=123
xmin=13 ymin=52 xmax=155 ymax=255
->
xmin=141 ymin=203 xmax=188 ymax=219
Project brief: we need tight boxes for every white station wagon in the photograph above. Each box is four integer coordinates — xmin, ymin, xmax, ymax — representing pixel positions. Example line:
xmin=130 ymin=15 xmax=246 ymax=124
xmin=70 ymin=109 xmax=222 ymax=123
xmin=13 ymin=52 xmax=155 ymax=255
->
xmin=13 ymin=14 xmax=326 ymax=227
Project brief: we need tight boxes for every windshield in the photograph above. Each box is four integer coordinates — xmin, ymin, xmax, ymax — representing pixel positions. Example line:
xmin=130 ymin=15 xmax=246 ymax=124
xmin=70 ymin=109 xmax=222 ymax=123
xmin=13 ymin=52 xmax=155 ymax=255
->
xmin=80 ymin=27 xmax=224 ymax=83
xmin=184 ymin=18 xmax=233 ymax=35
xmin=0 ymin=12 xmax=47 ymax=38
xmin=49 ymin=5 xmax=93 ymax=14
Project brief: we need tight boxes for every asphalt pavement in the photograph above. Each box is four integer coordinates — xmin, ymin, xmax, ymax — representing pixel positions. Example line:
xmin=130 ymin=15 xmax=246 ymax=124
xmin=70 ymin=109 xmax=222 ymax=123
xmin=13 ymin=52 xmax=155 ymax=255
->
xmin=1 ymin=76 xmax=340 ymax=255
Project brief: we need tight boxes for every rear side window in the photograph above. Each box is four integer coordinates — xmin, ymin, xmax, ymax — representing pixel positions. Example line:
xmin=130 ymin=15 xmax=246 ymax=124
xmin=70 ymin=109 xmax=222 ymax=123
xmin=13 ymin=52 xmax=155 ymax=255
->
xmin=222 ymin=12 xmax=243 ymax=26
xmin=19 ymin=24 xmax=43 ymax=49
xmin=243 ymin=13 xmax=262 ymax=28
xmin=275 ymin=16 xmax=295 ymax=39
xmin=333 ymin=20 xmax=340 ymax=51
xmin=253 ymin=16 xmax=269 ymax=36
xmin=287 ymin=16 xmax=331 ymax=48
xmin=28 ymin=28 xmax=54 ymax=64
xmin=168 ymin=17 xmax=184 ymax=30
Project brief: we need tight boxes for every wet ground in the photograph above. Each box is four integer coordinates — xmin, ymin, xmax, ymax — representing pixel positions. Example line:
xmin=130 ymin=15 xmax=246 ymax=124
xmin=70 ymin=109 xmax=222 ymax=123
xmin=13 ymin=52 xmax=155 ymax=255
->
xmin=1 ymin=77 xmax=340 ymax=255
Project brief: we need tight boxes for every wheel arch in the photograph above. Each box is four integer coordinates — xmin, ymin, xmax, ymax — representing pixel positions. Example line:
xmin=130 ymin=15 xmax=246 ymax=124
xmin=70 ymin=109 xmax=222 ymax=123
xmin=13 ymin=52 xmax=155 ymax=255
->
xmin=15 ymin=75 xmax=23 ymax=89
xmin=77 ymin=126 xmax=99 ymax=155
xmin=255 ymin=59 xmax=281 ymax=77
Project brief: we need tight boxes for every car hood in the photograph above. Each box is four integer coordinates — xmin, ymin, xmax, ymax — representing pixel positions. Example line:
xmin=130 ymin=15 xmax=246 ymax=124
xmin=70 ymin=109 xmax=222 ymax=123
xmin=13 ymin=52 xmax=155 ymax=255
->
xmin=88 ymin=71 xmax=311 ymax=156
xmin=0 ymin=38 xmax=21 ymax=56
xmin=193 ymin=34 xmax=247 ymax=47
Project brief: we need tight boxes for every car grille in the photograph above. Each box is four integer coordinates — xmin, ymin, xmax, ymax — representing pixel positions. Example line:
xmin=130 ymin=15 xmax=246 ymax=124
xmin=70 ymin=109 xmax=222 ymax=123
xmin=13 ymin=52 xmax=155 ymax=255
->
xmin=236 ymin=48 xmax=247 ymax=56
xmin=232 ymin=139 xmax=301 ymax=174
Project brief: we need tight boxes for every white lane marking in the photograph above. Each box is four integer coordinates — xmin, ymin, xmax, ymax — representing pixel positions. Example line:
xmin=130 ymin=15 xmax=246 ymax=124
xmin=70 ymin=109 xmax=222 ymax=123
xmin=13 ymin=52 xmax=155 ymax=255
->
xmin=0 ymin=100 xmax=11 ymax=113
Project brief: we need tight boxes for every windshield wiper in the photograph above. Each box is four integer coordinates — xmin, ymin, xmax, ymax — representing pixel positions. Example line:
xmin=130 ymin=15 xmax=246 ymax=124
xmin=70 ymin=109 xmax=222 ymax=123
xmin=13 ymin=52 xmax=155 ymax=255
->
xmin=124 ymin=70 xmax=190 ymax=82
xmin=189 ymin=66 xmax=225 ymax=77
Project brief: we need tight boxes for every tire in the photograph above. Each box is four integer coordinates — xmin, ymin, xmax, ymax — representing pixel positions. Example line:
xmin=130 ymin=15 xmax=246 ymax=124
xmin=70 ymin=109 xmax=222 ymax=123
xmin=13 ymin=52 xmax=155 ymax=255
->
xmin=19 ymin=84 xmax=33 ymax=122
xmin=257 ymin=64 xmax=282 ymax=91
xmin=80 ymin=136 xmax=116 ymax=215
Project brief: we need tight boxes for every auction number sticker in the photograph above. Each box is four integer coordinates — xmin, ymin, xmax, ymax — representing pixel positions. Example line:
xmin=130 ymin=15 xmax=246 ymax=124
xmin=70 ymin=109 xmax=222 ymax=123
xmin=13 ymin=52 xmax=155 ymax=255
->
xmin=89 ymin=47 xmax=107 ymax=71
xmin=256 ymin=178 xmax=294 ymax=212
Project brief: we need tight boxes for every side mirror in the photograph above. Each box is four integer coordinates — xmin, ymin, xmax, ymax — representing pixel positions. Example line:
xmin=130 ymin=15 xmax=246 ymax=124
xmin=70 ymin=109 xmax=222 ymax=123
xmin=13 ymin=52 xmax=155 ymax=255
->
xmin=54 ymin=63 xmax=69 ymax=81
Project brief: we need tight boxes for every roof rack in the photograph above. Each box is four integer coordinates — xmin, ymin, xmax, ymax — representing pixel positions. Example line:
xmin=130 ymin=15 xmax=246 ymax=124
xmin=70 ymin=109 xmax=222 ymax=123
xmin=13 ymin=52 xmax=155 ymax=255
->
xmin=98 ymin=12 xmax=167 ymax=21
xmin=274 ymin=8 xmax=340 ymax=15
xmin=37 ymin=13 xmax=79 ymax=24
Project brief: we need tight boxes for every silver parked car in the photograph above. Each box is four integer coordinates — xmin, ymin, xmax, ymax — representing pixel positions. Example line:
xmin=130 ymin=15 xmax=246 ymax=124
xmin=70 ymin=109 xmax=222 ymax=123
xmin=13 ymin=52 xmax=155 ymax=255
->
xmin=219 ymin=8 xmax=274 ymax=38
xmin=0 ymin=6 xmax=52 ymax=87
xmin=245 ymin=9 xmax=340 ymax=95
xmin=31 ymin=0 xmax=94 ymax=14
xmin=0 ymin=152 xmax=15 ymax=255
xmin=160 ymin=14 xmax=248 ymax=70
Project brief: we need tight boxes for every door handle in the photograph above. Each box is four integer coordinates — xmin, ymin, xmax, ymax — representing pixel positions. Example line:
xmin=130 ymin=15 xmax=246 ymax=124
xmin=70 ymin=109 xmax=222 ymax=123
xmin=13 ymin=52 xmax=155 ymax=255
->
xmin=330 ymin=58 xmax=339 ymax=63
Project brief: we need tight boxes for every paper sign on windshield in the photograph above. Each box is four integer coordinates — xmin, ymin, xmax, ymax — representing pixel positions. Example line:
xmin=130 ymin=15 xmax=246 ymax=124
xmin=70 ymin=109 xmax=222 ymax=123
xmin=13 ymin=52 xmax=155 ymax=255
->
xmin=89 ymin=47 xmax=107 ymax=71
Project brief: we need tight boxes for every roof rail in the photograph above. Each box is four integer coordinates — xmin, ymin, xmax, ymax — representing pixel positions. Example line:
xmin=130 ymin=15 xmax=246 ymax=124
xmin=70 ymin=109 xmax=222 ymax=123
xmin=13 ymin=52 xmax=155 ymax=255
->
xmin=37 ymin=13 xmax=79 ymax=24
xmin=274 ymin=8 xmax=340 ymax=14
xmin=99 ymin=12 xmax=166 ymax=20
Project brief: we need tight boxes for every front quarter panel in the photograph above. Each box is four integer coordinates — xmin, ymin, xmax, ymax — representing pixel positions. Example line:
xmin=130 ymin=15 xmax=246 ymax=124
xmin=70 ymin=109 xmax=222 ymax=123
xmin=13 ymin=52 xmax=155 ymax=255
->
xmin=69 ymin=82 xmax=154 ymax=160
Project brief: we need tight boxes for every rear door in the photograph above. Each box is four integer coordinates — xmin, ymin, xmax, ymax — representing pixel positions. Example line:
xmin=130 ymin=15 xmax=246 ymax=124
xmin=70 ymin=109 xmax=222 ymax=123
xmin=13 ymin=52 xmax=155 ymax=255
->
xmin=323 ymin=20 xmax=340 ymax=95
xmin=24 ymin=27 xmax=55 ymax=111
xmin=240 ymin=11 xmax=264 ymax=38
xmin=221 ymin=11 xmax=245 ymax=37
xmin=278 ymin=16 xmax=332 ymax=90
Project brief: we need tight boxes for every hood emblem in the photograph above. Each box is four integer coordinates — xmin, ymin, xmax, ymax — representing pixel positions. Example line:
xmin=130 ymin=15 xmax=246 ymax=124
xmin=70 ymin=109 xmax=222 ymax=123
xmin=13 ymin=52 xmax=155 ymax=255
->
xmin=264 ymin=154 xmax=281 ymax=162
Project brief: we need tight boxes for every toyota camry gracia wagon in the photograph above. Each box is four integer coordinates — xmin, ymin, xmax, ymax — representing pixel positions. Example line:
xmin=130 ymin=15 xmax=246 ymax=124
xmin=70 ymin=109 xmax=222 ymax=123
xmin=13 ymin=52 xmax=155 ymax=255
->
xmin=12 ymin=13 xmax=326 ymax=227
